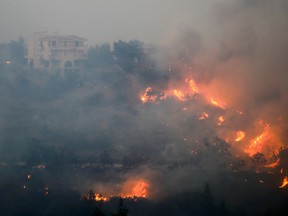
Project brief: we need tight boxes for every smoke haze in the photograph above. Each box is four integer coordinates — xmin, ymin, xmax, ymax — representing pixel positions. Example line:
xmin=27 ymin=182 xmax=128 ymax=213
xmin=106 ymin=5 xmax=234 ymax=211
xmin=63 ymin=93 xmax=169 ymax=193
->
xmin=1 ymin=0 xmax=288 ymax=215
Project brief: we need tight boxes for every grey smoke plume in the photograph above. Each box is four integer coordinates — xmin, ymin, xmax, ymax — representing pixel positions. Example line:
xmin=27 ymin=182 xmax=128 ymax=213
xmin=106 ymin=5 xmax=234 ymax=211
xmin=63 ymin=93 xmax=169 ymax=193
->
xmin=0 ymin=2 xmax=287 ymax=211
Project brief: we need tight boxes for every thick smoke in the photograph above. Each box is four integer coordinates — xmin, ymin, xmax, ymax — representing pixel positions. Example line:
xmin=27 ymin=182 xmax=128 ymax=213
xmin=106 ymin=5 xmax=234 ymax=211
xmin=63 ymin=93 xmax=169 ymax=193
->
xmin=157 ymin=0 xmax=288 ymax=157
xmin=1 ymin=1 xmax=288 ymax=215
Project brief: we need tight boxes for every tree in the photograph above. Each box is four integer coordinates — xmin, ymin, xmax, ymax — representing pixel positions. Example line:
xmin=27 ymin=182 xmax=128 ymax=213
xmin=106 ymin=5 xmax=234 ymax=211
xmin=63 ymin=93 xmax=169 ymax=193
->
xmin=111 ymin=198 xmax=129 ymax=216
xmin=217 ymin=200 xmax=229 ymax=216
xmin=85 ymin=43 xmax=114 ymax=69
xmin=202 ymin=183 xmax=215 ymax=216
xmin=251 ymin=152 xmax=267 ymax=169
xmin=9 ymin=37 xmax=26 ymax=65
xmin=113 ymin=40 xmax=144 ymax=72
xmin=93 ymin=208 xmax=106 ymax=216
xmin=88 ymin=189 xmax=96 ymax=201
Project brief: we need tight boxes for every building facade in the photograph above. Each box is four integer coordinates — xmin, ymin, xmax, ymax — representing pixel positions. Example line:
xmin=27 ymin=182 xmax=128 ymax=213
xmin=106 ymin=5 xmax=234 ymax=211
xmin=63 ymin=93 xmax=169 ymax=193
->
xmin=25 ymin=32 xmax=87 ymax=72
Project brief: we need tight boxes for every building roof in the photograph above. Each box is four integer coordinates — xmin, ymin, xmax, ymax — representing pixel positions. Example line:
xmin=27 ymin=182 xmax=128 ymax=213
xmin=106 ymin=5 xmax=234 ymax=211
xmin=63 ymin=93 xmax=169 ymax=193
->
xmin=40 ymin=35 xmax=87 ymax=41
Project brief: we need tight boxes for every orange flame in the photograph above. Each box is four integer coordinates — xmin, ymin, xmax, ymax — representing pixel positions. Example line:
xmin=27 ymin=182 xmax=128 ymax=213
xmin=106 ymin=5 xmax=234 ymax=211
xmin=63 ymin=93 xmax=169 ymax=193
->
xmin=235 ymin=131 xmax=245 ymax=142
xmin=244 ymin=124 xmax=271 ymax=156
xmin=121 ymin=180 xmax=149 ymax=198
xmin=88 ymin=179 xmax=150 ymax=202
xmin=185 ymin=79 xmax=199 ymax=94
xmin=217 ymin=115 xmax=225 ymax=126
xmin=173 ymin=89 xmax=187 ymax=101
xmin=199 ymin=112 xmax=209 ymax=120
xmin=140 ymin=87 xmax=157 ymax=103
xmin=279 ymin=176 xmax=288 ymax=188
xmin=264 ymin=158 xmax=280 ymax=168
xmin=95 ymin=193 xmax=108 ymax=202
xmin=209 ymin=97 xmax=225 ymax=109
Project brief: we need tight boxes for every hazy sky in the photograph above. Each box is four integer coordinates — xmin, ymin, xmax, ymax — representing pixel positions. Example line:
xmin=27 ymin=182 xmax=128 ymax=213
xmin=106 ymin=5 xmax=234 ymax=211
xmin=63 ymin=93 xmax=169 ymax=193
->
xmin=0 ymin=0 xmax=222 ymax=45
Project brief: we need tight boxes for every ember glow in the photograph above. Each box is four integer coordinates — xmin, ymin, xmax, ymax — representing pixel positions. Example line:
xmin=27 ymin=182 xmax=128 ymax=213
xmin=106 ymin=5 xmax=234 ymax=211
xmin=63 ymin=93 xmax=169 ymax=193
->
xmin=279 ymin=176 xmax=288 ymax=188
xmin=95 ymin=194 xmax=108 ymax=202
xmin=199 ymin=112 xmax=209 ymax=120
xmin=217 ymin=115 xmax=225 ymax=126
xmin=235 ymin=131 xmax=245 ymax=142
xmin=141 ymin=87 xmax=157 ymax=103
xmin=173 ymin=89 xmax=187 ymax=101
xmin=185 ymin=79 xmax=199 ymax=94
xmin=209 ymin=97 xmax=225 ymax=110
xmin=264 ymin=158 xmax=280 ymax=168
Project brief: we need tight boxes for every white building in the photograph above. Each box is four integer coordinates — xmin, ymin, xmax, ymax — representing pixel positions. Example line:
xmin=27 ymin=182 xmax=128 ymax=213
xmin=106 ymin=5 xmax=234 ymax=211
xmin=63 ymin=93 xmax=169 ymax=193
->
xmin=25 ymin=32 xmax=87 ymax=72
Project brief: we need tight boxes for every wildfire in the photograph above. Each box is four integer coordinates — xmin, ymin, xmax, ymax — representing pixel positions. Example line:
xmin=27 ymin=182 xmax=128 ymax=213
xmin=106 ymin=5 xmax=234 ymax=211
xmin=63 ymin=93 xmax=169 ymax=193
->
xmin=140 ymin=87 xmax=158 ymax=103
xmin=209 ymin=97 xmax=225 ymax=109
xmin=199 ymin=112 xmax=209 ymax=120
xmin=279 ymin=176 xmax=288 ymax=188
xmin=243 ymin=124 xmax=271 ymax=156
xmin=95 ymin=193 xmax=108 ymax=202
xmin=121 ymin=180 xmax=149 ymax=198
xmin=85 ymin=179 xmax=150 ymax=202
xmin=217 ymin=115 xmax=225 ymax=126
xmin=120 ymin=179 xmax=149 ymax=199
xmin=173 ymin=79 xmax=199 ymax=101
xmin=140 ymin=78 xmax=229 ymax=109
xmin=235 ymin=131 xmax=245 ymax=142
xmin=140 ymin=75 xmax=284 ymax=166
xmin=173 ymin=89 xmax=187 ymax=101
xmin=185 ymin=79 xmax=199 ymax=94
xmin=140 ymin=78 xmax=201 ymax=103
xmin=264 ymin=158 xmax=280 ymax=168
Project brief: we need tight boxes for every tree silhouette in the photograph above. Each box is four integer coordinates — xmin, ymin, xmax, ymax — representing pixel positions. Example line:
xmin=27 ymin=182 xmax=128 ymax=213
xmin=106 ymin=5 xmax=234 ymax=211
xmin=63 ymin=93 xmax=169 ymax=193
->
xmin=111 ymin=198 xmax=129 ymax=216
xmin=202 ymin=183 xmax=215 ymax=216
xmin=113 ymin=40 xmax=144 ymax=72
xmin=251 ymin=152 xmax=267 ymax=169
xmin=93 ymin=208 xmax=106 ymax=216
xmin=217 ymin=200 xmax=229 ymax=216
xmin=9 ymin=37 xmax=26 ymax=65
xmin=85 ymin=44 xmax=114 ymax=69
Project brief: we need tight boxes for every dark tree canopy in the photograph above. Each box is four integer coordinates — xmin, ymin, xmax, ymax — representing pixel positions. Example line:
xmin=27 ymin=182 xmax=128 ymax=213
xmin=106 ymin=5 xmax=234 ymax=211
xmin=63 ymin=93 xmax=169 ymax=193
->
xmin=85 ymin=43 xmax=114 ymax=69
xmin=113 ymin=40 xmax=145 ymax=72
xmin=9 ymin=37 xmax=26 ymax=65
